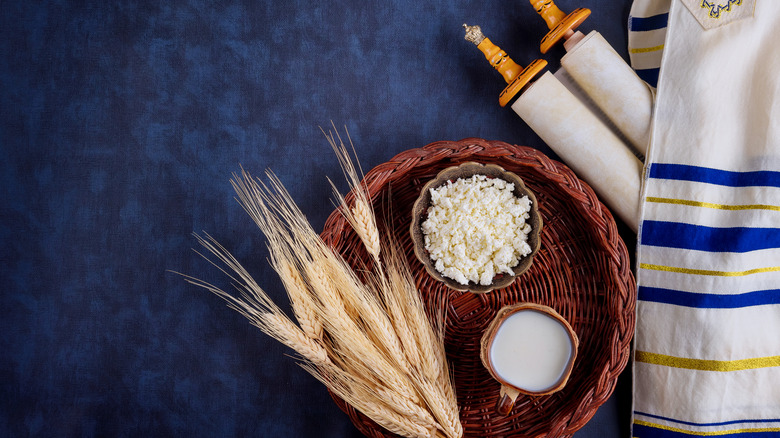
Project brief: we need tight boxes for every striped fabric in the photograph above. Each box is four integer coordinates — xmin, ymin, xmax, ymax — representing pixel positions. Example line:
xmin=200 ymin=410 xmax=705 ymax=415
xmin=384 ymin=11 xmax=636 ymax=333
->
xmin=627 ymin=0 xmax=670 ymax=87
xmin=631 ymin=1 xmax=780 ymax=437
xmin=636 ymin=162 xmax=780 ymax=437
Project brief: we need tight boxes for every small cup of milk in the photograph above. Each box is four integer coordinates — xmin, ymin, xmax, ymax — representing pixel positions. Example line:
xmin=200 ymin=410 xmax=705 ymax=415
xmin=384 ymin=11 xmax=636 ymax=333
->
xmin=480 ymin=303 xmax=578 ymax=415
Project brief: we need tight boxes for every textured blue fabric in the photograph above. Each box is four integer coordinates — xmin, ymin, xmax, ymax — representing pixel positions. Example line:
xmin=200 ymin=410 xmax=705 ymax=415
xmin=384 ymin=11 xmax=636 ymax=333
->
xmin=0 ymin=1 xmax=635 ymax=436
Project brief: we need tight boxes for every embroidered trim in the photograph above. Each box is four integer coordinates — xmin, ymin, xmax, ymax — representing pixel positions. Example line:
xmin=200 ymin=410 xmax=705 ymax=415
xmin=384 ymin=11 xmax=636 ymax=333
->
xmin=680 ymin=0 xmax=755 ymax=30
xmin=700 ymin=0 xmax=743 ymax=19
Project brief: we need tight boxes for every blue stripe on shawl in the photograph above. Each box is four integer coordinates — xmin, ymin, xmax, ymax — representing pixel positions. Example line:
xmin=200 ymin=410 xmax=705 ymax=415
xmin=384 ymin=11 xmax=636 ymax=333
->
xmin=641 ymin=221 xmax=780 ymax=253
xmin=629 ymin=13 xmax=669 ymax=31
xmin=649 ymin=164 xmax=780 ymax=188
xmin=638 ymin=286 xmax=780 ymax=308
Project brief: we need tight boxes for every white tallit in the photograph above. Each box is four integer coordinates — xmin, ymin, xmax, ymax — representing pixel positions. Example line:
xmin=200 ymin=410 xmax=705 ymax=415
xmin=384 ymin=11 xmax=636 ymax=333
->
xmin=629 ymin=0 xmax=780 ymax=436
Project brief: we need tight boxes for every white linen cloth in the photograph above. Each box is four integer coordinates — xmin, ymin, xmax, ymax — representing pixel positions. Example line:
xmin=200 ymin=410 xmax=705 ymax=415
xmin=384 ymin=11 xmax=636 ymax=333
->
xmin=630 ymin=0 xmax=780 ymax=436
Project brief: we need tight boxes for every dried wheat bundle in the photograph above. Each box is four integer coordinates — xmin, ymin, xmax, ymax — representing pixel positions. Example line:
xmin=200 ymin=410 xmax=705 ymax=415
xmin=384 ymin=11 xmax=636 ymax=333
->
xmin=183 ymin=130 xmax=462 ymax=438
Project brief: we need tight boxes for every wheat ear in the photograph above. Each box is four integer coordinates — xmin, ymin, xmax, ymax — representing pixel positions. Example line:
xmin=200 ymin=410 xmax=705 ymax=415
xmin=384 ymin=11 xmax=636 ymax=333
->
xmin=182 ymin=236 xmax=330 ymax=368
xmin=260 ymin=313 xmax=331 ymax=366
xmin=358 ymin=397 xmax=436 ymax=438
xmin=415 ymin=378 xmax=463 ymax=438
xmin=329 ymin=265 xmax=412 ymax=374
xmin=375 ymin=385 xmax=438 ymax=430
xmin=185 ymin=233 xmax=281 ymax=321
xmin=323 ymin=126 xmax=382 ymax=263
xmin=351 ymin=198 xmax=381 ymax=261
xmin=275 ymin=257 xmax=323 ymax=341
xmin=323 ymin=127 xmax=461 ymax=437
xmin=377 ymin=266 xmax=422 ymax=371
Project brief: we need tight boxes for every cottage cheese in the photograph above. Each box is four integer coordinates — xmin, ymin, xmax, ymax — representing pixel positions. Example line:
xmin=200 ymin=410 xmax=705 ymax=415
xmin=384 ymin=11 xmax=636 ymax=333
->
xmin=421 ymin=174 xmax=533 ymax=286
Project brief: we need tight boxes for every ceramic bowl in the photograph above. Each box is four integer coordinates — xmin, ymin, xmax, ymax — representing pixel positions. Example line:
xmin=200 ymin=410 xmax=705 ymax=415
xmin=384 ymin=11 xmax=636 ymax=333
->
xmin=409 ymin=162 xmax=542 ymax=293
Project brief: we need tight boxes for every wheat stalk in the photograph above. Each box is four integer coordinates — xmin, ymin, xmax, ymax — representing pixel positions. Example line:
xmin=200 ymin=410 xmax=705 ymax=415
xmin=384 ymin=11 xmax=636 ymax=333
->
xmin=323 ymin=126 xmax=382 ymax=264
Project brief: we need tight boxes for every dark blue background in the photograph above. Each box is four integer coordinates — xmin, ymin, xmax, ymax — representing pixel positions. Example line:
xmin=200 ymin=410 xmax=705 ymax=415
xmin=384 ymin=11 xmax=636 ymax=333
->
xmin=1 ymin=1 xmax=635 ymax=436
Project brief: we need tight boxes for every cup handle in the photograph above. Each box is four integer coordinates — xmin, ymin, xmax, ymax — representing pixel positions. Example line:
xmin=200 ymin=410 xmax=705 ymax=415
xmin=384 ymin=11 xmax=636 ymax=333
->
xmin=497 ymin=385 xmax=521 ymax=415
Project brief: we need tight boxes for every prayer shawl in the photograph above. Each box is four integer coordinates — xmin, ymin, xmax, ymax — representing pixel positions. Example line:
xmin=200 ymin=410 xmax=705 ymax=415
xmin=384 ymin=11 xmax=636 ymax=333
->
xmin=628 ymin=0 xmax=780 ymax=437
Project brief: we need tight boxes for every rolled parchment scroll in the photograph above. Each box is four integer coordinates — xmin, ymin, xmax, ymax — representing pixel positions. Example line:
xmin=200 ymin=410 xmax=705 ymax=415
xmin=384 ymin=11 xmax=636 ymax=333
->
xmin=511 ymin=71 xmax=642 ymax=230
xmin=561 ymin=31 xmax=653 ymax=157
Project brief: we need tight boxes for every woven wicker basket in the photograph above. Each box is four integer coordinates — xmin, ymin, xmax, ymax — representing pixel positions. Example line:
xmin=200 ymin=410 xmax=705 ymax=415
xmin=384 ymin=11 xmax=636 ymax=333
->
xmin=320 ymin=138 xmax=636 ymax=438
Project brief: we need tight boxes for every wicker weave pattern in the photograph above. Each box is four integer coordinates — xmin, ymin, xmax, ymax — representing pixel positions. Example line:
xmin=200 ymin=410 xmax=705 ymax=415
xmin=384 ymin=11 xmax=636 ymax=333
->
xmin=320 ymin=138 xmax=636 ymax=438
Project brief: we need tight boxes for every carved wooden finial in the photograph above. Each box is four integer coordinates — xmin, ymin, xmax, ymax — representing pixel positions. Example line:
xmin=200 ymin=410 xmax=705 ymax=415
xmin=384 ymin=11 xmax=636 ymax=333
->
xmin=462 ymin=24 xmax=547 ymax=107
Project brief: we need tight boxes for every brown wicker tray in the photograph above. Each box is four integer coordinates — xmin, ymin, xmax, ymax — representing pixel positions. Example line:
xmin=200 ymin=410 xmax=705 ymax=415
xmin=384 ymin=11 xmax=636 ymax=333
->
xmin=320 ymin=138 xmax=636 ymax=438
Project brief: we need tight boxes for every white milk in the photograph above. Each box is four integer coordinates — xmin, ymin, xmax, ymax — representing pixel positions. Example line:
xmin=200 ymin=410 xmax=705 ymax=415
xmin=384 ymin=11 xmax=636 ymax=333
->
xmin=489 ymin=310 xmax=573 ymax=392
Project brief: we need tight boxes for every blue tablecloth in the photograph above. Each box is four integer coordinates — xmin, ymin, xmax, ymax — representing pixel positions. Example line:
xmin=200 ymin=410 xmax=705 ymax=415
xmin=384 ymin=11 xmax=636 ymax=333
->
xmin=1 ymin=1 xmax=634 ymax=436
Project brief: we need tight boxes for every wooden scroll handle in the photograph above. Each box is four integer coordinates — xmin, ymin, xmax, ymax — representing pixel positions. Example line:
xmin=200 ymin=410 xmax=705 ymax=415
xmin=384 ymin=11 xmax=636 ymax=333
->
xmin=463 ymin=24 xmax=547 ymax=107
xmin=530 ymin=0 xmax=591 ymax=53
xmin=531 ymin=0 xmax=568 ymax=29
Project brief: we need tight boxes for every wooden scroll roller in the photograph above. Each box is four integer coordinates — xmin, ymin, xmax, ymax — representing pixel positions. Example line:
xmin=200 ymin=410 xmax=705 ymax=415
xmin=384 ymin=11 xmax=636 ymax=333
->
xmin=530 ymin=0 xmax=591 ymax=54
xmin=529 ymin=0 xmax=654 ymax=157
xmin=463 ymin=24 xmax=547 ymax=108
xmin=464 ymin=24 xmax=642 ymax=231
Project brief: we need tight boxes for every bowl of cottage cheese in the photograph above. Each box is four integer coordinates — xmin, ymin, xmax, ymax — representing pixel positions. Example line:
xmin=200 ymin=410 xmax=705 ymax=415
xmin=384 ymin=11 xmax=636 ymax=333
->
xmin=410 ymin=162 xmax=542 ymax=293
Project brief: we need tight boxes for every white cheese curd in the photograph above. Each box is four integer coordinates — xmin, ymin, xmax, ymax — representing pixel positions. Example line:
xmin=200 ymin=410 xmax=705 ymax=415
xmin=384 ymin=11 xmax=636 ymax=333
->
xmin=421 ymin=174 xmax=533 ymax=286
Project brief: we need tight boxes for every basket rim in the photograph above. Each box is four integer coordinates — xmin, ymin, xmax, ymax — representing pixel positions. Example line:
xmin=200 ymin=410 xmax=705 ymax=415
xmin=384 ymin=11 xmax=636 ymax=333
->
xmin=320 ymin=138 xmax=636 ymax=438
